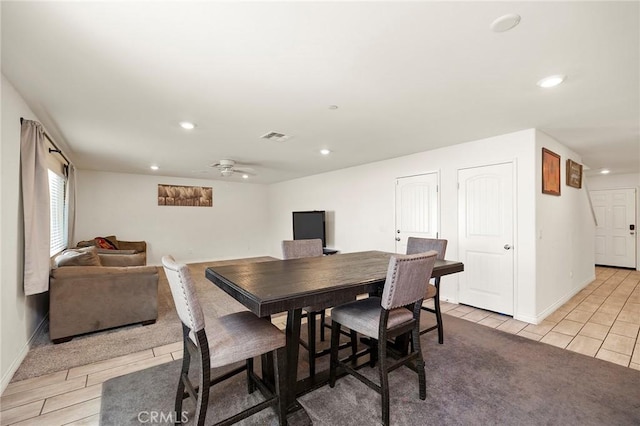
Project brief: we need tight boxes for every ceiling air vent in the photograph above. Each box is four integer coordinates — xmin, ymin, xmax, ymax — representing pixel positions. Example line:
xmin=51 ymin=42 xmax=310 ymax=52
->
xmin=260 ymin=131 xmax=292 ymax=142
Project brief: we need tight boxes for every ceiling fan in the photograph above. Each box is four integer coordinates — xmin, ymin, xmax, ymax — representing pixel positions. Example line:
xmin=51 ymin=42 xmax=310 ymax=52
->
xmin=209 ymin=159 xmax=256 ymax=177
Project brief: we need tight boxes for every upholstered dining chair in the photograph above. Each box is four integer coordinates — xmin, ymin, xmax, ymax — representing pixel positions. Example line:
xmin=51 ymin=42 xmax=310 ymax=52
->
xmin=161 ymin=256 xmax=287 ymax=426
xmin=329 ymin=251 xmax=437 ymax=426
xmin=406 ymin=237 xmax=448 ymax=343
xmin=281 ymin=239 xmax=356 ymax=377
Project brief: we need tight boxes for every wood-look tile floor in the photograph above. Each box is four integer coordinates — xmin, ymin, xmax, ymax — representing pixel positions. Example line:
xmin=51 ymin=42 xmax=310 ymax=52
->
xmin=1 ymin=266 xmax=638 ymax=425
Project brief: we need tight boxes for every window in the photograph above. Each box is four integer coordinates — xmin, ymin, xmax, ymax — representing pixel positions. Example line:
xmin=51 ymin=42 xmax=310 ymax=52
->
xmin=49 ymin=169 xmax=67 ymax=256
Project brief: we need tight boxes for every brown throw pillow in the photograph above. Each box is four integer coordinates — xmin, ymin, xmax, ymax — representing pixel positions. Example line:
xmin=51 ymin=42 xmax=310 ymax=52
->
xmin=54 ymin=246 xmax=102 ymax=267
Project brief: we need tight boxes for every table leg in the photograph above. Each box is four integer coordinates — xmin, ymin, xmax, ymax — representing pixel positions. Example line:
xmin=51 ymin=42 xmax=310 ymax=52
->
xmin=285 ymin=308 xmax=302 ymax=410
xmin=261 ymin=315 xmax=275 ymax=388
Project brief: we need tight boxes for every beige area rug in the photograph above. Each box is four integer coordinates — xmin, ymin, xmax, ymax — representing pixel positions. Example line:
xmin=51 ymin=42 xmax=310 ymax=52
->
xmin=11 ymin=257 xmax=276 ymax=382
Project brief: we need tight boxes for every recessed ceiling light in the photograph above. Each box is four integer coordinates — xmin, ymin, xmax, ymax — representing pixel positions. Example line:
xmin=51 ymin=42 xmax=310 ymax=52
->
xmin=329 ymin=105 xmax=339 ymax=110
xmin=242 ymin=174 xmax=249 ymax=179
xmin=537 ymin=75 xmax=566 ymax=88
xmin=320 ymin=149 xmax=331 ymax=155
xmin=490 ymin=14 xmax=521 ymax=32
xmin=179 ymin=121 xmax=196 ymax=130
xmin=600 ymin=169 xmax=610 ymax=174
xmin=150 ymin=165 xmax=159 ymax=171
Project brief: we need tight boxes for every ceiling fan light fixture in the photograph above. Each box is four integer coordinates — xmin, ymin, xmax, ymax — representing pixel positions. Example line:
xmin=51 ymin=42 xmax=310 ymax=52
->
xmin=537 ymin=74 xmax=566 ymax=88
xmin=490 ymin=14 xmax=521 ymax=32
xmin=211 ymin=159 xmax=256 ymax=178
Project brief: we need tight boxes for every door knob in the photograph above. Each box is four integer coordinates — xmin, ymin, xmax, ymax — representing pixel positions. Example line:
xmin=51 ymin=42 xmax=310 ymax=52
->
xmin=395 ymin=237 xmax=401 ymax=241
xmin=504 ymin=244 xmax=512 ymax=250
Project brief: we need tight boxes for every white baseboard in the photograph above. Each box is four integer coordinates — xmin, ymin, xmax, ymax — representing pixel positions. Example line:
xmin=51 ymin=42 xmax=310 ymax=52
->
xmin=526 ymin=275 xmax=596 ymax=325
xmin=442 ymin=276 xmax=596 ymax=325
xmin=0 ymin=314 xmax=48 ymax=394
xmin=513 ymin=312 xmax=539 ymax=324
xmin=440 ymin=296 xmax=459 ymax=304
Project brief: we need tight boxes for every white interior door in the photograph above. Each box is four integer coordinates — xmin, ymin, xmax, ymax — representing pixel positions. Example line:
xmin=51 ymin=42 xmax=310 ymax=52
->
xmin=395 ymin=173 xmax=438 ymax=253
xmin=591 ymin=188 xmax=637 ymax=268
xmin=458 ymin=163 xmax=514 ymax=315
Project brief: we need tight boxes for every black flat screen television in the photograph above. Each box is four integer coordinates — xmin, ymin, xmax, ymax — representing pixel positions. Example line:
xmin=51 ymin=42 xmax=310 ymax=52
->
xmin=292 ymin=210 xmax=326 ymax=248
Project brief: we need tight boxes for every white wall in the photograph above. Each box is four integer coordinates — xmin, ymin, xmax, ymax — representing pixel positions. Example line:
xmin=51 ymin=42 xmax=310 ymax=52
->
xmin=0 ymin=102 xmax=601 ymax=389
xmin=268 ymin=129 xmax=546 ymax=322
xmin=1 ymin=75 xmax=49 ymax=392
xmin=534 ymin=131 xmax=596 ymax=320
xmin=586 ymin=172 xmax=640 ymax=270
xmin=76 ymin=171 xmax=270 ymax=265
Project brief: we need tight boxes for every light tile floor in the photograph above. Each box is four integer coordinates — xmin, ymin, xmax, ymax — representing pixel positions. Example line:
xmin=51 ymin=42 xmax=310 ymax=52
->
xmin=1 ymin=266 xmax=638 ymax=425
xmin=440 ymin=266 xmax=640 ymax=369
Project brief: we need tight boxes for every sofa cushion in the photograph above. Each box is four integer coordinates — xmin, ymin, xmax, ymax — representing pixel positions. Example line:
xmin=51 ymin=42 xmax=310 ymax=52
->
xmin=54 ymin=246 xmax=102 ymax=268
xmin=96 ymin=249 xmax=137 ymax=255
xmin=98 ymin=252 xmax=146 ymax=267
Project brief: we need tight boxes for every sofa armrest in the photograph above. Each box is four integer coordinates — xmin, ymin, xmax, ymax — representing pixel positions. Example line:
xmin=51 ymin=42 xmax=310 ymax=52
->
xmin=49 ymin=265 xmax=159 ymax=341
xmin=98 ymin=252 xmax=146 ymax=267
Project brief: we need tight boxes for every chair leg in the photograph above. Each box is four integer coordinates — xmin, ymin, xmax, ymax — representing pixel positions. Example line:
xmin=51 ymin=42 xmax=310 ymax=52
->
xmin=194 ymin=332 xmax=211 ymax=426
xmin=434 ymin=286 xmax=444 ymax=344
xmin=246 ymin=357 xmax=256 ymax=393
xmin=409 ymin=327 xmax=415 ymax=354
xmin=329 ymin=321 xmax=341 ymax=388
xmin=307 ymin=311 xmax=317 ymax=377
xmin=412 ymin=322 xmax=427 ymax=400
xmin=378 ymin=336 xmax=390 ymax=426
xmin=350 ymin=330 xmax=358 ymax=362
xmin=369 ymin=339 xmax=378 ymax=368
xmin=273 ymin=347 xmax=288 ymax=426
xmin=175 ymin=340 xmax=190 ymax=424
xmin=319 ymin=310 xmax=326 ymax=341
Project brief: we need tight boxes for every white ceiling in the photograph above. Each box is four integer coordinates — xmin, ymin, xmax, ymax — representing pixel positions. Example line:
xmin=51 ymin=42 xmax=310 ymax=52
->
xmin=2 ymin=1 xmax=638 ymax=184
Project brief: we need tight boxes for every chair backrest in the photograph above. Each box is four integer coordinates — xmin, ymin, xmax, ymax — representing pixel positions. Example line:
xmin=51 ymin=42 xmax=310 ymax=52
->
xmin=282 ymin=239 xmax=323 ymax=259
xmin=406 ymin=237 xmax=447 ymax=260
xmin=161 ymin=255 xmax=205 ymax=334
xmin=380 ymin=251 xmax=437 ymax=310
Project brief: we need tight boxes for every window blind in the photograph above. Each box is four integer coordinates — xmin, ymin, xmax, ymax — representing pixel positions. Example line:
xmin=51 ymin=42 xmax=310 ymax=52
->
xmin=49 ymin=169 xmax=67 ymax=256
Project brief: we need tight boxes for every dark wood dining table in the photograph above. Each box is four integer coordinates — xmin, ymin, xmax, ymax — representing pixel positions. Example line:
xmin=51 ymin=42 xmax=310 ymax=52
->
xmin=205 ymin=250 xmax=464 ymax=412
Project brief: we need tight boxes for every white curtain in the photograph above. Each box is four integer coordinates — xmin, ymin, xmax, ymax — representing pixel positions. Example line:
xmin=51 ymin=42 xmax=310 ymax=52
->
xmin=65 ymin=163 xmax=77 ymax=246
xmin=20 ymin=119 xmax=50 ymax=295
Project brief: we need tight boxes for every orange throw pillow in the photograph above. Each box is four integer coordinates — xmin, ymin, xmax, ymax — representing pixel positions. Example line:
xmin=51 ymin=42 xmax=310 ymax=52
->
xmin=94 ymin=237 xmax=117 ymax=250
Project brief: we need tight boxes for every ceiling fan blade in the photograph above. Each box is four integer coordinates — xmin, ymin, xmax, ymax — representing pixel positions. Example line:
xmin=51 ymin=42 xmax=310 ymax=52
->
xmin=233 ymin=166 xmax=256 ymax=174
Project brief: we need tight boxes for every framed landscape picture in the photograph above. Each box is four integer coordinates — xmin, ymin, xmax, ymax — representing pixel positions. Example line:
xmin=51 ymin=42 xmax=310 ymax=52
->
xmin=158 ymin=184 xmax=213 ymax=206
xmin=542 ymin=148 xmax=561 ymax=196
xmin=566 ymin=159 xmax=583 ymax=189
